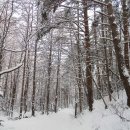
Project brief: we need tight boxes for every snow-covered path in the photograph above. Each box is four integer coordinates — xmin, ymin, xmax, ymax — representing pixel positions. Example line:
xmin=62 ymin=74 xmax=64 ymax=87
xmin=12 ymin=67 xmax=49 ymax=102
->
xmin=1 ymin=108 xmax=130 ymax=130
xmin=1 ymin=96 xmax=130 ymax=130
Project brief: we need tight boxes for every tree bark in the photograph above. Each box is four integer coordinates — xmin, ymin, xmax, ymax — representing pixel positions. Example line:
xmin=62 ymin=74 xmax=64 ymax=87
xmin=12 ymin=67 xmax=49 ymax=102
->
xmin=122 ymin=0 xmax=130 ymax=71
xmin=107 ymin=3 xmax=130 ymax=107
xmin=54 ymin=44 xmax=61 ymax=113
xmin=82 ymin=0 xmax=93 ymax=111
xmin=32 ymin=39 xmax=38 ymax=116
xmin=46 ymin=36 xmax=52 ymax=115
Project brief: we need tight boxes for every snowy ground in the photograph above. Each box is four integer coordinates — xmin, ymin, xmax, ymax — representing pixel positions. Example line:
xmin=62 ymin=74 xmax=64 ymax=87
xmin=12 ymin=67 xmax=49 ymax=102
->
xmin=1 ymin=91 xmax=130 ymax=130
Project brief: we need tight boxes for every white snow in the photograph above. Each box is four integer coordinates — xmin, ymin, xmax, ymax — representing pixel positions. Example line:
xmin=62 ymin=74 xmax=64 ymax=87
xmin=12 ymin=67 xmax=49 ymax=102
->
xmin=0 ymin=90 xmax=3 ymax=97
xmin=0 ymin=91 xmax=130 ymax=130
xmin=123 ymin=67 xmax=129 ymax=77
xmin=123 ymin=67 xmax=130 ymax=84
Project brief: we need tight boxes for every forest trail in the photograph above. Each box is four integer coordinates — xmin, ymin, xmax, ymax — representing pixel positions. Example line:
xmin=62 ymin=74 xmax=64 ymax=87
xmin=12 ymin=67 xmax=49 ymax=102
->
xmin=1 ymin=95 xmax=130 ymax=130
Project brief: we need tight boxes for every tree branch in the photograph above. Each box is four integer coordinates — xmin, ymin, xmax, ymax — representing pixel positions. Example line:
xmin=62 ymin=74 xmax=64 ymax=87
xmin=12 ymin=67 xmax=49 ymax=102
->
xmin=0 ymin=63 xmax=23 ymax=75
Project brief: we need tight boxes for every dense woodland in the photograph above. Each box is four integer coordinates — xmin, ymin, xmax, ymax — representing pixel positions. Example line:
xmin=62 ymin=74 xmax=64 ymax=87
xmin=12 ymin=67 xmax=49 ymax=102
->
xmin=0 ymin=0 xmax=130 ymax=119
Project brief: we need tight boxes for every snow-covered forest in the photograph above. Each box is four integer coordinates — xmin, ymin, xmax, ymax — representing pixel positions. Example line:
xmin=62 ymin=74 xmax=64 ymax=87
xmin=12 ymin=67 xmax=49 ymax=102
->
xmin=0 ymin=0 xmax=130 ymax=130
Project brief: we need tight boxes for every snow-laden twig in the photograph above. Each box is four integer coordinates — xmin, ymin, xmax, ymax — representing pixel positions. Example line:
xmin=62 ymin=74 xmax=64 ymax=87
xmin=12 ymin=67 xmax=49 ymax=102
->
xmin=96 ymin=11 xmax=109 ymax=17
xmin=0 ymin=63 xmax=23 ymax=75
xmin=100 ymin=37 xmax=113 ymax=41
xmin=4 ymin=48 xmax=26 ymax=53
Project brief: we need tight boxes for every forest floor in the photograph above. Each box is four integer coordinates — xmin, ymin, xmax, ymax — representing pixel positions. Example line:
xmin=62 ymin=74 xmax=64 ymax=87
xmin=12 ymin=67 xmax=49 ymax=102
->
xmin=1 ymin=91 xmax=130 ymax=130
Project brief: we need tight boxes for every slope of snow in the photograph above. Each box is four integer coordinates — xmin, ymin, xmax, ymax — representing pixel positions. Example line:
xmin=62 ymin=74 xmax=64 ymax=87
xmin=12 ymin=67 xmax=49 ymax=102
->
xmin=1 ymin=91 xmax=130 ymax=130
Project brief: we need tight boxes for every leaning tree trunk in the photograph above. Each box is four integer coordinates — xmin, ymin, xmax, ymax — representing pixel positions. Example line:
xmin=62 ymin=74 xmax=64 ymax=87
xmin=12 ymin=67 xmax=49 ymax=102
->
xmin=107 ymin=3 xmax=130 ymax=107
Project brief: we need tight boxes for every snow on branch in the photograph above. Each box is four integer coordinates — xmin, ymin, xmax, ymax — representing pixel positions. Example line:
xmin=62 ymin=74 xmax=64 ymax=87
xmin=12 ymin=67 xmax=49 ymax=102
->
xmin=96 ymin=11 xmax=109 ymax=17
xmin=0 ymin=63 xmax=23 ymax=75
xmin=100 ymin=37 xmax=113 ymax=41
xmin=122 ymin=41 xmax=130 ymax=44
xmin=4 ymin=48 xmax=26 ymax=53
xmin=37 ymin=20 xmax=71 ymax=41
xmin=93 ymin=0 xmax=107 ymax=6
xmin=123 ymin=67 xmax=130 ymax=85
xmin=99 ymin=23 xmax=110 ymax=26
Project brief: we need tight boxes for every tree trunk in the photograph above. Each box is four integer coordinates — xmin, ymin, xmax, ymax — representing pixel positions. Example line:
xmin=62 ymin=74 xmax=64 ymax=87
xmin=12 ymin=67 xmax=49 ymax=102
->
xmin=107 ymin=3 xmax=130 ymax=107
xmin=19 ymin=51 xmax=27 ymax=118
xmin=23 ymin=57 xmax=30 ymax=115
xmin=54 ymin=44 xmax=61 ymax=113
xmin=4 ymin=52 xmax=13 ymax=98
xmin=32 ymin=39 xmax=38 ymax=116
xmin=10 ymin=70 xmax=18 ymax=117
xmin=122 ymin=0 xmax=130 ymax=71
xmin=82 ymin=0 xmax=93 ymax=111
xmin=46 ymin=37 xmax=52 ymax=115
xmin=76 ymin=1 xmax=83 ymax=113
